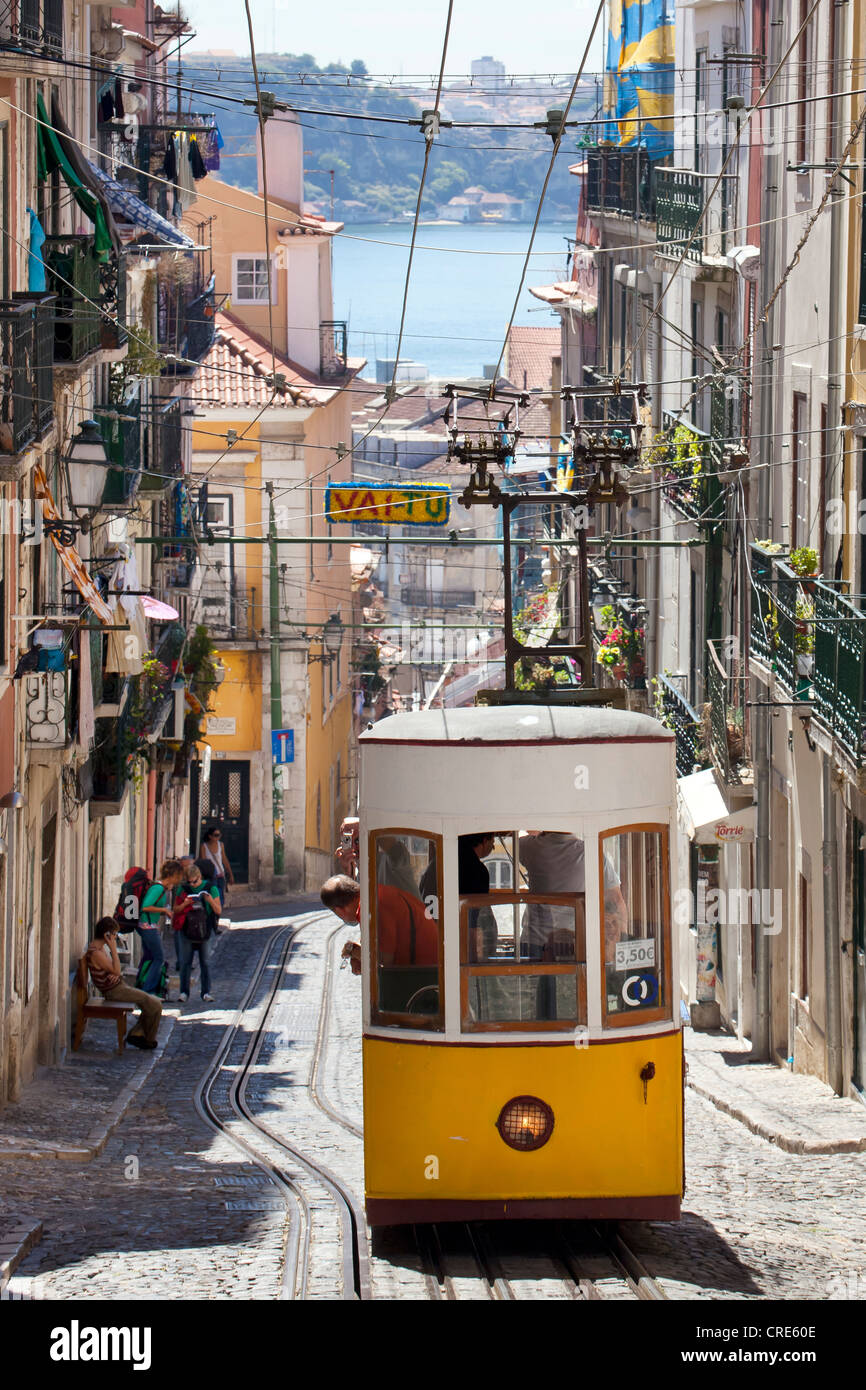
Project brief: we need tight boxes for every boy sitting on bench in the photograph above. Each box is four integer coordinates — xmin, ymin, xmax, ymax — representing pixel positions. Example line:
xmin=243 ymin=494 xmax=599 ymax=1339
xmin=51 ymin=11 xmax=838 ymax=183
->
xmin=85 ymin=918 xmax=163 ymax=1050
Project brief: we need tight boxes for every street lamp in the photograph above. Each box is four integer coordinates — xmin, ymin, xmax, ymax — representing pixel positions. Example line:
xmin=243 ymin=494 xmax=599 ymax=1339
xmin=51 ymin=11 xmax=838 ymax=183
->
xmin=307 ymin=612 xmax=344 ymax=663
xmin=64 ymin=419 xmax=112 ymax=532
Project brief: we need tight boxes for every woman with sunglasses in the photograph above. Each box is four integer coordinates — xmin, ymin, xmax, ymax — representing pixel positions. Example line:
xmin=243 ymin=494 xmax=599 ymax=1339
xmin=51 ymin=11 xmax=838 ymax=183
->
xmin=200 ymin=825 xmax=234 ymax=905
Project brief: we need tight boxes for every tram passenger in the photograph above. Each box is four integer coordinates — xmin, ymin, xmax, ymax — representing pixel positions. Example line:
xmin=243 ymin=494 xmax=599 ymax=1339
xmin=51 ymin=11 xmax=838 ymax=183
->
xmin=334 ymin=816 xmax=359 ymax=878
xmin=457 ymin=834 xmax=497 ymax=961
xmin=320 ymin=874 xmax=438 ymax=1011
xmin=518 ymin=832 xmax=629 ymax=955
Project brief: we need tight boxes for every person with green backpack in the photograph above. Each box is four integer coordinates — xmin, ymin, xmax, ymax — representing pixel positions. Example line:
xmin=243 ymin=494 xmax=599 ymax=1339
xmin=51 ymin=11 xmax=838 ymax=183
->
xmin=137 ymin=859 xmax=183 ymax=998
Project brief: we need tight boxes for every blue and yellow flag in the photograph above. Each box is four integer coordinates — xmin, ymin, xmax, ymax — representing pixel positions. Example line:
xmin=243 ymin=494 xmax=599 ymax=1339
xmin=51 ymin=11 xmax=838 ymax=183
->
xmin=603 ymin=0 xmax=674 ymax=157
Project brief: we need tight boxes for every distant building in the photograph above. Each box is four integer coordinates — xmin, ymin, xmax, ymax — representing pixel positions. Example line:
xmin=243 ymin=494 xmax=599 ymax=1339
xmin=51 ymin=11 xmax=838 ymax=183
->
xmin=470 ymin=56 xmax=506 ymax=88
xmin=437 ymin=187 xmax=524 ymax=222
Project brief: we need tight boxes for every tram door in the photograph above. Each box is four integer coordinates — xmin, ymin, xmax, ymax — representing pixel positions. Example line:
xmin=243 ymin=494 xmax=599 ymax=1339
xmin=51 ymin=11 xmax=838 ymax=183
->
xmin=197 ymin=760 xmax=250 ymax=883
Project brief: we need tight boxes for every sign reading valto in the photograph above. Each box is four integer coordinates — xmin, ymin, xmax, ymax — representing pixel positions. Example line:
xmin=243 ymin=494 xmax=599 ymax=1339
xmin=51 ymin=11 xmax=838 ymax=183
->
xmin=325 ymin=482 xmax=451 ymax=528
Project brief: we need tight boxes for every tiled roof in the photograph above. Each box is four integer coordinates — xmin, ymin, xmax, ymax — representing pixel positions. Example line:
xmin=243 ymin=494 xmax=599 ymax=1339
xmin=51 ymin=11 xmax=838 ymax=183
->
xmin=503 ymin=326 xmax=560 ymax=393
xmin=189 ymin=312 xmax=358 ymax=410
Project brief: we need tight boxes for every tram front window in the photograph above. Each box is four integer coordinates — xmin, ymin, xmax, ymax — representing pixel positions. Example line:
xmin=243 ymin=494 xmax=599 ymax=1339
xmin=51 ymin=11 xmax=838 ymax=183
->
xmin=370 ymin=831 xmax=443 ymax=1028
xmin=600 ymin=827 xmax=670 ymax=1026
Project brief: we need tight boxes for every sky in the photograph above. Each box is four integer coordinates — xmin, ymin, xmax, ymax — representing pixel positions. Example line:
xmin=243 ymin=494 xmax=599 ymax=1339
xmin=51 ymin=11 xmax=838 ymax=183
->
xmin=181 ymin=0 xmax=606 ymax=79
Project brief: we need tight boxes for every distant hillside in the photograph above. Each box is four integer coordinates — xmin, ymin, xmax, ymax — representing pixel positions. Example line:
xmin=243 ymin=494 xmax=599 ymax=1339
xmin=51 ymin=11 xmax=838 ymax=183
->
xmin=173 ymin=53 xmax=597 ymax=221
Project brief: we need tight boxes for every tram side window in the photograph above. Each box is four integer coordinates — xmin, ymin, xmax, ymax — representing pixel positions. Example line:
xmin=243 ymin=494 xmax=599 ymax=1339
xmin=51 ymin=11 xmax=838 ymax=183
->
xmin=370 ymin=832 xmax=443 ymax=1029
xmin=600 ymin=827 xmax=670 ymax=1026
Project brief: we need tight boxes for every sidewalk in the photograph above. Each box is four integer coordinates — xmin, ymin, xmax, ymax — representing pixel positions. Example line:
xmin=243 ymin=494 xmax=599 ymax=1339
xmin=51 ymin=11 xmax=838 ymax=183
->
xmin=686 ymin=1028 xmax=866 ymax=1154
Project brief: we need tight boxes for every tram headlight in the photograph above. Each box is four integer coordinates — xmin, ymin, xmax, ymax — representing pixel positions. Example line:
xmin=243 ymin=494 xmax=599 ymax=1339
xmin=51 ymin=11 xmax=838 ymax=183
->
xmin=496 ymin=1096 xmax=554 ymax=1152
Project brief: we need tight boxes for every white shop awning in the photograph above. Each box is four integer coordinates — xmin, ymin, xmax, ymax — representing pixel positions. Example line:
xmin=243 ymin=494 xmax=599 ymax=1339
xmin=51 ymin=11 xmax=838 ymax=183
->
xmin=677 ymin=768 xmax=755 ymax=845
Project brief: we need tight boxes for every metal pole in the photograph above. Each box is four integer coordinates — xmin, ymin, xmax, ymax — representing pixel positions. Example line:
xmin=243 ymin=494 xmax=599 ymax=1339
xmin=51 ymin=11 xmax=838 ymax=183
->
xmin=823 ymin=753 xmax=843 ymax=1093
xmin=820 ymin=0 xmax=848 ymax=1097
xmin=752 ymin=0 xmax=782 ymax=1061
xmin=266 ymin=482 xmax=285 ymax=879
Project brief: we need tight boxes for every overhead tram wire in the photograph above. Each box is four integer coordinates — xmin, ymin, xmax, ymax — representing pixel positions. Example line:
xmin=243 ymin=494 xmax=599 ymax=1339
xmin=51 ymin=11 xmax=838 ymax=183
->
xmin=487 ymin=0 xmax=606 ymax=394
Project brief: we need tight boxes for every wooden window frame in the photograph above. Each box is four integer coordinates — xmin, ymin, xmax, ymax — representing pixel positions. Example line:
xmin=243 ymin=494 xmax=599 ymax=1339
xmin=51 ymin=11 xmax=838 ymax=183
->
xmin=368 ymin=827 xmax=445 ymax=1031
xmin=599 ymin=823 xmax=672 ymax=1029
xmin=459 ymin=892 xmax=587 ymax=1033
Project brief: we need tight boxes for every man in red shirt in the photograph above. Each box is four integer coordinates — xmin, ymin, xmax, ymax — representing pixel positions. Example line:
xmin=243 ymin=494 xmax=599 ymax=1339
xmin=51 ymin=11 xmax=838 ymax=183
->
xmin=320 ymin=874 xmax=438 ymax=975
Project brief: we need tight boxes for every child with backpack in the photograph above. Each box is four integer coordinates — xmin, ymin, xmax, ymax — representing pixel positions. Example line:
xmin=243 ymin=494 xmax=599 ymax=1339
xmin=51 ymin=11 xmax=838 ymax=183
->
xmin=173 ymin=862 xmax=221 ymax=1003
xmin=136 ymin=860 xmax=183 ymax=999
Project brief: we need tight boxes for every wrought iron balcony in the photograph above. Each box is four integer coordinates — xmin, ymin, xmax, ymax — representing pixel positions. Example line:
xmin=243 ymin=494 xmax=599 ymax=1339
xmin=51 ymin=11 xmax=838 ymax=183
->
xmin=655 ymin=168 xmax=738 ymax=262
xmin=24 ymin=668 xmax=71 ymax=751
xmin=157 ymin=261 xmax=216 ymax=373
xmin=95 ymin=402 xmax=141 ymax=508
xmin=141 ymin=397 xmax=183 ymax=493
xmin=0 ymin=0 xmax=62 ymax=50
xmin=749 ymin=545 xmax=866 ymax=767
xmin=320 ymin=320 xmax=348 ymax=379
xmin=43 ymin=234 xmax=101 ymax=362
xmin=706 ymin=639 xmax=748 ymax=785
xmin=655 ymin=672 xmax=705 ymax=778
xmin=197 ymin=579 xmax=260 ymax=641
xmin=584 ymin=146 xmax=660 ymax=222
xmin=658 ymin=412 xmax=716 ymax=525
xmin=0 ymin=296 xmax=55 ymax=457
xmin=154 ymin=481 xmax=197 ymax=587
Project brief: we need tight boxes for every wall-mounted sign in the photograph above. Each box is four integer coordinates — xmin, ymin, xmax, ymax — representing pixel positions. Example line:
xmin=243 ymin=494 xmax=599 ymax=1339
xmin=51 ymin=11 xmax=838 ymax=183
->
xmin=325 ymin=482 xmax=451 ymax=527
xmin=207 ymin=717 xmax=236 ymax=736
xmin=272 ymin=729 xmax=294 ymax=764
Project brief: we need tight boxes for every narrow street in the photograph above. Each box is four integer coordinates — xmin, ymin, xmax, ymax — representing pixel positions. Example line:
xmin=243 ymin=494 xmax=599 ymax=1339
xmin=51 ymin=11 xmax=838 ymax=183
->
xmin=2 ymin=904 xmax=864 ymax=1303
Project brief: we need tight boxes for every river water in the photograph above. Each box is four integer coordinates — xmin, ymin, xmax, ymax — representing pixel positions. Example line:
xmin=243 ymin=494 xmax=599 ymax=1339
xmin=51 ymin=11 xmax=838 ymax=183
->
xmin=332 ymin=221 xmax=574 ymax=381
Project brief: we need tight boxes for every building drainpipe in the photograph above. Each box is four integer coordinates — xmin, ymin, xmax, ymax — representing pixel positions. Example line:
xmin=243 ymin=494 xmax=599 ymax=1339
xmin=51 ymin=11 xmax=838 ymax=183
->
xmin=820 ymin=0 xmax=849 ymax=1099
xmin=146 ymin=768 xmax=157 ymax=879
xmin=752 ymin=0 xmax=782 ymax=1062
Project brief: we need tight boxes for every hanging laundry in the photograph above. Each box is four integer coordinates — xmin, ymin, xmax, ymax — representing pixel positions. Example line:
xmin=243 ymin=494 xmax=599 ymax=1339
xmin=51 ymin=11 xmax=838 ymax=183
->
xmin=203 ymin=123 xmax=223 ymax=171
xmin=26 ymin=206 xmax=46 ymax=292
xmin=174 ymin=132 xmax=196 ymax=216
xmin=161 ymin=134 xmax=177 ymax=183
xmin=98 ymin=89 xmax=114 ymax=123
xmin=188 ymin=135 xmax=206 ymax=180
xmin=114 ymin=77 xmax=125 ymax=120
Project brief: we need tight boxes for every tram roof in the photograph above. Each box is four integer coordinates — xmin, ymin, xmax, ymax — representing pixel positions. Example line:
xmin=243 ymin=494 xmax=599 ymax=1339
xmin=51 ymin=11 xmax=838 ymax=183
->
xmin=359 ymin=704 xmax=674 ymax=747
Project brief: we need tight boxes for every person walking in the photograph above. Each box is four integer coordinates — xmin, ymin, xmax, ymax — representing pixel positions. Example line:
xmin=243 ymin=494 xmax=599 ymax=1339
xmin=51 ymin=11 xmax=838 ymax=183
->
xmin=85 ymin=917 xmax=162 ymax=1048
xmin=173 ymin=862 xmax=221 ymax=1003
xmin=137 ymin=859 xmax=182 ymax=997
xmin=200 ymin=826 xmax=234 ymax=904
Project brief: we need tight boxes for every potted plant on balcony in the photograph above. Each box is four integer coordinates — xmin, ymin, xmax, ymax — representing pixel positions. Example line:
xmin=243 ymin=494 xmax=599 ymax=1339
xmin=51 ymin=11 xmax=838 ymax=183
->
xmin=789 ymin=546 xmax=820 ymax=594
xmin=794 ymin=593 xmax=815 ymax=677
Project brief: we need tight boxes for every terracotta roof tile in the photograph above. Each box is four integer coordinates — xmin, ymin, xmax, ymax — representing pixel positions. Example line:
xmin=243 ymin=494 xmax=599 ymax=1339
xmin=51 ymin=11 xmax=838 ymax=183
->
xmin=503 ymin=326 xmax=560 ymax=393
xmin=189 ymin=312 xmax=358 ymax=410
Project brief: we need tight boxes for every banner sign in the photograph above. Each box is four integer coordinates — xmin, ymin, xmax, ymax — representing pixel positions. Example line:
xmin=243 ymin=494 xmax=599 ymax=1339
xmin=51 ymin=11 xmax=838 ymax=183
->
xmin=324 ymin=482 xmax=451 ymax=528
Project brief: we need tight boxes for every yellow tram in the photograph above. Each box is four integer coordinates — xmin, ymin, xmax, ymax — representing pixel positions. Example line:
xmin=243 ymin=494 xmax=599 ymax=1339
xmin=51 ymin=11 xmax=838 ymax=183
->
xmin=358 ymin=702 xmax=683 ymax=1225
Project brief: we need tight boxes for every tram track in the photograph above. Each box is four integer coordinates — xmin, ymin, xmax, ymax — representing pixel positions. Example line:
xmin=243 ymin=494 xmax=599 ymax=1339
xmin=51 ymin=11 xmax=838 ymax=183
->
xmin=193 ymin=915 xmax=370 ymax=1301
xmin=196 ymin=912 xmax=669 ymax=1302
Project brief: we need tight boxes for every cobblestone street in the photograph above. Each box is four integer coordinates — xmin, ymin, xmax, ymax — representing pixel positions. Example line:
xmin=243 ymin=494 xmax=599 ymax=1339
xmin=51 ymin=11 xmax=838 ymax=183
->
xmin=1 ymin=903 xmax=865 ymax=1302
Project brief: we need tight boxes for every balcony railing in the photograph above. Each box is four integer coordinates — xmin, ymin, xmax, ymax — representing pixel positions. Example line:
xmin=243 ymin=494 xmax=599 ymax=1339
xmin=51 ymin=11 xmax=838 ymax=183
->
xmin=99 ymin=250 xmax=127 ymax=351
xmin=157 ymin=262 xmax=216 ymax=373
xmin=655 ymin=672 xmax=705 ymax=778
xmin=706 ymin=639 xmax=748 ymax=785
xmin=155 ymin=481 xmax=196 ymax=587
xmin=24 ymin=668 xmax=71 ymax=750
xmin=0 ymin=297 xmax=55 ymax=455
xmin=197 ymin=580 xmax=260 ymax=641
xmin=43 ymin=234 xmax=103 ymax=362
xmin=658 ymin=412 xmax=723 ymax=526
xmin=655 ymin=168 xmax=738 ymax=262
xmin=749 ymin=544 xmax=866 ymax=766
xmin=320 ymin=320 xmax=348 ymax=379
xmin=0 ymin=0 xmax=62 ymax=50
xmin=95 ymin=402 xmax=141 ymax=508
xmin=584 ymin=146 xmax=661 ymax=222
xmin=141 ymin=397 xmax=183 ymax=493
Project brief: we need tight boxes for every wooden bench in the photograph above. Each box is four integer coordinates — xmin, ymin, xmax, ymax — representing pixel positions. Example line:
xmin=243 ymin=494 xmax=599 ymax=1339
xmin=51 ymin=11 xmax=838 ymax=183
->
xmin=72 ymin=957 xmax=135 ymax=1054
